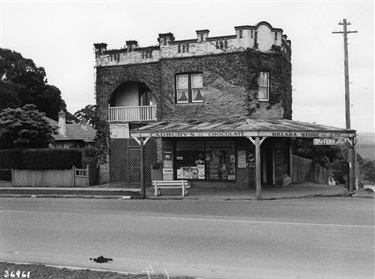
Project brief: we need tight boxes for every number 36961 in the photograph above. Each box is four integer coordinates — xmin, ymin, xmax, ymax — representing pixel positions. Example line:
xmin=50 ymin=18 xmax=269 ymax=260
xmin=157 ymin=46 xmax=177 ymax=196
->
xmin=3 ymin=270 xmax=30 ymax=278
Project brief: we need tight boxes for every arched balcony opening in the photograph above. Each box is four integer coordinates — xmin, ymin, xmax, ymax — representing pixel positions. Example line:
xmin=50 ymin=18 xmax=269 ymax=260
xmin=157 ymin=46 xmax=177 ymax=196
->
xmin=108 ymin=81 xmax=156 ymax=123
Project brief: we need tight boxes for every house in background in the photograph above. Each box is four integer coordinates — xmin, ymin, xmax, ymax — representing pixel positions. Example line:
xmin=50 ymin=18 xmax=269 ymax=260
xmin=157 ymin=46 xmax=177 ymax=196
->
xmin=94 ymin=21 xmax=356 ymax=192
xmin=46 ymin=111 xmax=96 ymax=148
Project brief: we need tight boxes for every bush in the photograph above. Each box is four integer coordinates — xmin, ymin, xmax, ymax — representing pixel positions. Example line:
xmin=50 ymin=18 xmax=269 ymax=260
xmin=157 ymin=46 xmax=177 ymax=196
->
xmin=0 ymin=169 xmax=11 ymax=181
xmin=0 ymin=149 xmax=22 ymax=169
xmin=329 ymin=161 xmax=347 ymax=184
xmin=0 ymin=104 xmax=56 ymax=149
xmin=0 ymin=148 xmax=82 ymax=170
xmin=82 ymin=146 xmax=100 ymax=168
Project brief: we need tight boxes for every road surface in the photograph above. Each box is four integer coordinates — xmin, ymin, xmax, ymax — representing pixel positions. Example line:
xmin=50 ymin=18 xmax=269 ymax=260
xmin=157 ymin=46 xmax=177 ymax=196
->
xmin=0 ymin=198 xmax=374 ymax=278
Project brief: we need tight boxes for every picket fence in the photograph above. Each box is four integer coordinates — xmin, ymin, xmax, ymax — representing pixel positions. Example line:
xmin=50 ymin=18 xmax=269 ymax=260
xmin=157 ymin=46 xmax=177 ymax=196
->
xmin=291 ymin=155 xmax=330 ymax=185
xmin=11 ymin=166 xmax=99 ymax=187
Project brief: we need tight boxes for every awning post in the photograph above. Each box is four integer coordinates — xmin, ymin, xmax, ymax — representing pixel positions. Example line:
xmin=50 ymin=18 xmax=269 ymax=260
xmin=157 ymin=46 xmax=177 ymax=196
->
xmin=132 ymin=133 xmax=149 ymax=199
xmin=255 ymin=137 xmax=262 ymax=200
xmin=140 ymin=136 xmax=146 ymax=199
xmin=248 ymin=136 xmax=266 ymax=200
xmin=347 ymin=137 xmax=355 ymax=193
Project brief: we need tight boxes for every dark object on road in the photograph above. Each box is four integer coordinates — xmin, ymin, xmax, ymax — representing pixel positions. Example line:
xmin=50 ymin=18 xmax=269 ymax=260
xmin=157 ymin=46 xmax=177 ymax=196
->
xmin=90 ymin=255 xmax=113 ymax=263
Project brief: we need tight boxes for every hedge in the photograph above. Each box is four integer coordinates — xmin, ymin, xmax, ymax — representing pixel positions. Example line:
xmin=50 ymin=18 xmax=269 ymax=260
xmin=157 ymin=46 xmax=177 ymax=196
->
xmin=0 ymin=148 xmax=82 ymax=170
xmin=0 ymin=169 xmax=11 ymax=181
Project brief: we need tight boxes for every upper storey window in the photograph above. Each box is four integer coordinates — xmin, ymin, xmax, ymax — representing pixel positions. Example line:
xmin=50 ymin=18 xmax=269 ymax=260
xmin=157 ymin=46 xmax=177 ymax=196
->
xmin=176 ymin=73 xmax=203 ymax=103
xmin=258 ymin=72 xmax=269 ymax=101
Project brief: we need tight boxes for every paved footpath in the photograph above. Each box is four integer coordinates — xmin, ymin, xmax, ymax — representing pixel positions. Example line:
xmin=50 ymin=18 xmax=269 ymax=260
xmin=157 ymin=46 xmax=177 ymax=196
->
xmin=0 ymin=182 xmax=373 ymax=200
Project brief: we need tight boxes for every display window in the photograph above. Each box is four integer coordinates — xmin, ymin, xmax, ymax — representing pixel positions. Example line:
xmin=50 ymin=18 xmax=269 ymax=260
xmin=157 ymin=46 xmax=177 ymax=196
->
xmin=175 ymin=140 xmax=236 ymax=180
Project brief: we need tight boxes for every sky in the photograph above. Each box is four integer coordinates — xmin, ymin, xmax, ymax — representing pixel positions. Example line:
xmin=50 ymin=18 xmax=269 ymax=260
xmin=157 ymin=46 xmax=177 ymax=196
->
xmin=1 ymin=0 xmax=374 ymax=133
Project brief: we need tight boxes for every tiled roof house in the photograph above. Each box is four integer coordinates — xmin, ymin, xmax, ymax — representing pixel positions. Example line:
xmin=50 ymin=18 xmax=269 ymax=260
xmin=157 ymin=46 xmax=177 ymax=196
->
xmin=46 ymin=111 xmax=96 ymax=148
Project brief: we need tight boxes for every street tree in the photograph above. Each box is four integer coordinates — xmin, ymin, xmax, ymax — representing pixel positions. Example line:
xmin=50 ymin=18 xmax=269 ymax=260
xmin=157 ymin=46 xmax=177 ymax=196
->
xmin=0 ymin=82 xmax=21 ymax=110
xmin=0 ymin=104 xmax=56 ymax=149
xmin=0 ymin=48 xmax=66 ymax=119
xmin=73 ymin=104 xmax=99 ymax=126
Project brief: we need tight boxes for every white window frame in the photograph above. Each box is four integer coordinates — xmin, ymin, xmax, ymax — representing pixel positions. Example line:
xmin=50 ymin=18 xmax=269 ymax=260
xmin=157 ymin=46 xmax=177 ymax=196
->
xmin=176 ymin=73 xmax=203 ymax=104
xmin=191 ymin=74 xmax=203 ymax=103
xmin=258 ymin=72 xmax=269 ymax=101
xmin=176 ymin=74 xmax=189 ymax=104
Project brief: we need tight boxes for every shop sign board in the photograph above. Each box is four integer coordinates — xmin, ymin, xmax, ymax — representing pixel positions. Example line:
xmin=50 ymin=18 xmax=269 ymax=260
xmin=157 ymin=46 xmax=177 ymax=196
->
xmin=162 ymin=168 xmax=174 ymax=181
xmin=237 ymin=150 xmax=247 ymax=168
xmin=268 ymin=132 xmax=349 ymax=138
xmin=177 ymin=166 xmax=205 ymax=179
xmin=313 ymin=138 xmax=351 ymax=145
xmin=162 ymin=168 xmax=173 ymax=174
xmin=163 ymin=160 xmax=172 ymax=168
xmin=176 ymin=141 xmax=204 ymax=150
xmin=150 ymin=131 xmax=245 ymax=137
xmin=142 ymin=131 xmax=354 ymax=138
xmin=206 ymin=141 xmax=235 ymax=150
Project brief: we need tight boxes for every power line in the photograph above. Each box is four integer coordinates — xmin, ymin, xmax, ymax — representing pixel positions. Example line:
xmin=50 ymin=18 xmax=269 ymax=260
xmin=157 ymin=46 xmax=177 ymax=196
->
xmin=350 ymin=82 xmax=375 ymax=92
xmin=349 ymin=0 xmax=370 ymax=19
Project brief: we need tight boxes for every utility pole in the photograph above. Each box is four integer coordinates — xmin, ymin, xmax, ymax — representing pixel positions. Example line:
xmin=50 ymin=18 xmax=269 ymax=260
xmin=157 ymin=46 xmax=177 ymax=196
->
xmin=333 ymin=19 xmax=358 ymax=129
xmin=332 ymin=19 xmax=358 ymax=192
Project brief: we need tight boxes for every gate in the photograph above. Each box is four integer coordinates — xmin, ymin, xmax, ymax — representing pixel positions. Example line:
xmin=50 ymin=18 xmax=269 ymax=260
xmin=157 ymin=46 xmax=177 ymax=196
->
xmin=110 ymin=138 xmax=157 ymax=186
xmin=129 ymin=147 xmax=141 ymax=184
xmin=109 ymin=139 xmax=128 ymax=182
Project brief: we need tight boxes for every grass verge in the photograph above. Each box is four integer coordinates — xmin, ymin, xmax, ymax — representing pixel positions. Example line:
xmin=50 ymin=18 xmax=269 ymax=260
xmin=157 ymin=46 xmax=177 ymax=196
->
xmin=0 ymin=262 xmax=196 ymax=279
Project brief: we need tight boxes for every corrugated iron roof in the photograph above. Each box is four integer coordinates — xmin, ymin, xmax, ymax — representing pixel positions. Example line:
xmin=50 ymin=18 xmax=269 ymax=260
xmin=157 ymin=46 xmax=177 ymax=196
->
xmin=131 ymin=118 xmax=356 ymax=138
xmin=138 ymin=118 xmax=351 ymax=132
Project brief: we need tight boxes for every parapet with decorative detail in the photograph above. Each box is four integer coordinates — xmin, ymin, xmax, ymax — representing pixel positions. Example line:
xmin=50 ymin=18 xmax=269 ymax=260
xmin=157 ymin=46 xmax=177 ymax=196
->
xmin=94 ymin=21 xmax=291 ymax=67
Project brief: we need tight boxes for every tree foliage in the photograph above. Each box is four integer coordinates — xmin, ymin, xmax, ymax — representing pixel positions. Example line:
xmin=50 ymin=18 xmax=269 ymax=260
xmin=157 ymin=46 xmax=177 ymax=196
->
xmin=0 ymin=104 xmax=56 ymax=149
xmin=73 ymin=104 xmax=99 ymax=126
xmin=291 ymin=138 xmax=344 ymax=167
xmin=360 ymin=160 xmax=375 ymax=184
xmin=0 ymin=48 xmax=66 ymax=119
xmin=73 ymin=104 xmax=107 ymax=162
xmin=0 ymin=82 xmax=21 ymax=110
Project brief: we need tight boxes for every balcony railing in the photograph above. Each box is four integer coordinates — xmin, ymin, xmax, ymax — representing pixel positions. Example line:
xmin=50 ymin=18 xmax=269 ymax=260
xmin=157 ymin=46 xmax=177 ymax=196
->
xmin=108 ymin=105 xmax=156 ymax=122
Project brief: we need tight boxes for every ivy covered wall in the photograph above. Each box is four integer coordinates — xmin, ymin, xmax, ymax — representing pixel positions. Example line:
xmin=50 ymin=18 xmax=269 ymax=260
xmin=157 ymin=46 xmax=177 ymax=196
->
xmin=159 ymin=49 xmax=292 ymax=121
xmin=95 ymin=48 xmax=292 ymax=160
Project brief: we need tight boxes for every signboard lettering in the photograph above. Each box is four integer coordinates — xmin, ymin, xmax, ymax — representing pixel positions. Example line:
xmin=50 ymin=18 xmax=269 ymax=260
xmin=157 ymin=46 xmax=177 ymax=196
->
xmin=145 ymin=131 xmax=351 ymax=139
xmin=151 ymin=131 xmax=244 ymax=137
xmin=272 ymin=132 xmax=298 ymax=137
xmin=207 ymin=131 xmax=244 ymax=137
xmin=313 ymin=138 xmax=350 ymax=145
xmin=151 ymin=132 xmax=196 ymax=137
xmin=237 ymin=150 xmax=247 ymax=168
xmin=271 ymin=132 xmax=346 ymax=138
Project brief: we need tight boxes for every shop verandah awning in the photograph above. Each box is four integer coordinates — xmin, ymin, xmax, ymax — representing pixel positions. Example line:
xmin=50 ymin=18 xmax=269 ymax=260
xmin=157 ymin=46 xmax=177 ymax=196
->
xmin=130 ymin=118 xmax=356 ymax=139
xmin=130 ymin=118 xmax=356 ymax=199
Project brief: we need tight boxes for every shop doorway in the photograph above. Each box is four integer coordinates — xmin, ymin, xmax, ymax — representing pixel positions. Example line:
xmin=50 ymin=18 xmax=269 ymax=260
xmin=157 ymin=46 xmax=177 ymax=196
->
xmin=261 ymin=144 xmax=275 ymax=185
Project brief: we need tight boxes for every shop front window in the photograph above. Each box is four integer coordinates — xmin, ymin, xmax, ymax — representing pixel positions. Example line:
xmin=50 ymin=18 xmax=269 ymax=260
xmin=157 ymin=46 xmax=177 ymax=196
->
xmin=176 ymin=141 xmax=205 ymax=179
xmin=175 ymin=140 xmax=236 ymax=180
